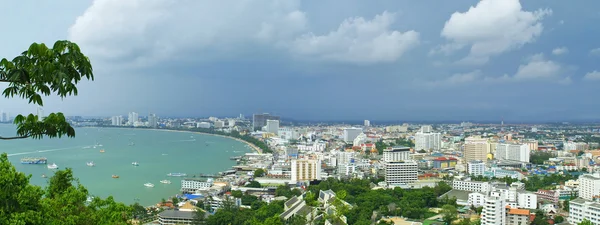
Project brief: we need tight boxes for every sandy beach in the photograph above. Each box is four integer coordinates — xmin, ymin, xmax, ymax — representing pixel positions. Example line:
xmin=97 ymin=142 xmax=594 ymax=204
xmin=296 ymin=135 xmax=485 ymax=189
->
xmin=152 ymin=129 xmax=264 ymax=154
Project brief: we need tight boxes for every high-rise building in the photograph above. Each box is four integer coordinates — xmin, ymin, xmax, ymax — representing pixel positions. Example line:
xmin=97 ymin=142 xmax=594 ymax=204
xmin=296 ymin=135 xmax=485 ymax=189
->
xmin=495 ymin=143 xmax=530 ymax=162
xmin=214 ymin=120 xmax=225 ymax=128
xmin=252 ymin=113 xmax=280 ymax=131
xmin=147 ymin=114 xmax=158 ymax=128
xmin=128 ymin=112 xmax=139 ymax=126
xmin=37 ymin=107 xmax=44 ymax=121
xmin=579 ymin=174 xmax=600 ymax=201
xmin=343 ymin=128 xmax=362 ymax=142
xmin=291 ymin=159 xmax=322 ymax=183
xmin=364 ymin=120 xmax=370 ymax=127
xmin=0 ymin=111 xmax=9 ymax=122
xmin=467 ymin=160 xmax=486 ymax=176
xmin=265 ymin=119 xmax=279 ymax=134
xmin=385 ymin=161 xmax=418 ymax=186
xmin=383 ymin=146 xmax=411 ymax=162
xmin=464 ymin=136 xmax=491 ymax=162
xmin=481 ymin=191 xmax=506 ymax=225
xmin=420 ymin=125 xmax=433 ymax=133
xmin=111 ymin=116 xmax=123 ymax=126
xmin=415 ymin=131 xmax=441 ymax=151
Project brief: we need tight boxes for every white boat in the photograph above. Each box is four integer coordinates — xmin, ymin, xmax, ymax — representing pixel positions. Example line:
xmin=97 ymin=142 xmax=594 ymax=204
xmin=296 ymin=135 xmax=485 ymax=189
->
xmin=47 ymin=163 xmax=58 ymax=169
xmin=167 ymin=173 xmax=187 ymax=177
xmin=160 ymin=180 xmax=171 ymax=184
xmin=132 ymin=162 xmax=139 ymax=166
xmin=86 ymin=161 xmax=95 ymax=167
xmin=144 ymin=183 xmax=154 ymax=188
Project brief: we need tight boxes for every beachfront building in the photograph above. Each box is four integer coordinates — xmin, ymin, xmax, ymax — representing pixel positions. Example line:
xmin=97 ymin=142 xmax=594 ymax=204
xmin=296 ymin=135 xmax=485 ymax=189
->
xmin=181 ymin=178 xmax=214 ymax=193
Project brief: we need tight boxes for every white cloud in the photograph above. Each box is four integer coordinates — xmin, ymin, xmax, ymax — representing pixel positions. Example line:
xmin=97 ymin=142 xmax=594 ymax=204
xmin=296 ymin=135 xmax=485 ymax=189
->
xmin=423 ymin=70 xmax=482 ymax=87
xmin=552 ymin=47 xmax=568 ymax=55
xmin=69 ymin=0 xmax=307 ymax=65
xmin=290 ymin=11 xmax=420 ymax=64
xmin=435 ymin=0 xmax=551 ymax=65
xmin=583 ymin=71 xmax=600 ymax=80
xmin=514 ymin=53 xmax=562 ymax=80
xmin=590 ymin=48 xmax=600 ymax=55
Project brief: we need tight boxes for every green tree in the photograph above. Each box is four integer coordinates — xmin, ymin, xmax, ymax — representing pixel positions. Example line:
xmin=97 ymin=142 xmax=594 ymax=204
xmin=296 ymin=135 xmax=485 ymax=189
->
xmin=563 ymin=200 xmax=570 ymax=212
xmin=245 ymin=181 xmax=262 ymax=188
xmin=0 ymin=41 xmax=93 ymax=140
xmin=531 ymin=210 xmax=549 ymax=225
xmin=554 ymin=215 xmax=564 ymax=223
xmin=441 ymin=205 xmax=458 ymax=225
xmin=254 ymin=168 xmax=266 ymax=177
xmin=172 ymin=197 xmax=179 ymax=206
xmin=579 ymin=219 xmax=593 ymax=225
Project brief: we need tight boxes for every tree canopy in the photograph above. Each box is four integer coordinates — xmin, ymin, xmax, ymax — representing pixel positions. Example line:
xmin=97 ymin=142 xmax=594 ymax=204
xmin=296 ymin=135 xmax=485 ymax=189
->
xmin=0 ymin=41 xmax=93 ymax=140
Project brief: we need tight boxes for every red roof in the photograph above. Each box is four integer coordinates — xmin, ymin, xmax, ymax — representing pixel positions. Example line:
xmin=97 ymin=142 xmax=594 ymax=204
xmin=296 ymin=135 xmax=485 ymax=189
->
xmin=434 ymin=157 xmax=458 ymax=161
xmin=361 ymin=143 xmax=374 ymax=147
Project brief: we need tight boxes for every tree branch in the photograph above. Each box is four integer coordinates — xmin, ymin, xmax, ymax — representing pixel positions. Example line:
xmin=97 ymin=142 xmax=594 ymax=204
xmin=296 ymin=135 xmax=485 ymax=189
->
xmin=0 ymin=135 xmax=30 ymax=140
xmin=0 ymin=79 xmax=8 ymax=82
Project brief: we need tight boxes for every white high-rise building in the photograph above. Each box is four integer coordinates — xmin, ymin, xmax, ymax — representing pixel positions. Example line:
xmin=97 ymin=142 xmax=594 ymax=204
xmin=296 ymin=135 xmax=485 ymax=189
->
xmin=415 ymin=132 xmax=441 ymax=151
xmin=420 ymin=125 xmax=433 ymax=133
xmin=467 ymin=160 xmax=486 ymax=176
xmin=128 ymin=112 xmax=139 ymax=126
xmin=291 ymin=159 xmax=322 ymax=182
xmin=265 ymin=119 xmax=279 ymax=134
xmin=579 ymin=173 xmax=600 ymax=201
xmin=383 ymin=147 xmax=411 ymax=162
xmin=364 ymin=120 xmax=370 ymax=127
xmin=464 ymin=136 xmax=491 ymax=162
xmin=0 ymin=111 xmax=9 ymax=122
xmin=343 ymin=128 xmax=362 ymax=142
xmin=36 ymin=107 xmax=44 ymax=121
xmin=385 ymin=161 xmax=418 ymax=186
xmin=111 ymin=116 xmax=123 ymax=126
xmin=147 ymin=114 xmax=158 ymax=128
xmin=214 ymin=120 xmax=225 ymax=128
xmin=481 ymin=191 xmax=506 ymax=225
xmin=495 ymin=144 xmax=530 ymax=162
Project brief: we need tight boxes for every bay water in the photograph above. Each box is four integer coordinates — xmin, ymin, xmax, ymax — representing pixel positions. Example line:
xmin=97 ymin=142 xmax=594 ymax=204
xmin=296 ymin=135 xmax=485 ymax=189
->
xmin=0 ymin=124 xmax=251 ymax=206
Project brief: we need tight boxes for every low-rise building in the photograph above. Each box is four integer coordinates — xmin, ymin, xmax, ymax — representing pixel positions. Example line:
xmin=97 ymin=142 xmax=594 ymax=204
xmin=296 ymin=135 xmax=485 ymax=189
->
xmin=181 ymin=178 xmax=214 ymax=193
xmin=158 ymin=210 xmax=195 ymax=225
xmin=506 ymin=207 xmax=530 ymax=225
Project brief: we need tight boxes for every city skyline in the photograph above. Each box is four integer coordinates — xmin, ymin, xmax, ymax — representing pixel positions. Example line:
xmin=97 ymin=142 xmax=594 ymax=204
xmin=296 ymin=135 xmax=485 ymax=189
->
xmin=1 ymin=0 xmax=600 ymax=121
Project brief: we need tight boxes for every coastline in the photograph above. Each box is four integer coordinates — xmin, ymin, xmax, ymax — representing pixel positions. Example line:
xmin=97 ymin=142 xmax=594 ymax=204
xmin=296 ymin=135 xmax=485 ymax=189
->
xmin=154 ymin=129 xmax=263 ymax=154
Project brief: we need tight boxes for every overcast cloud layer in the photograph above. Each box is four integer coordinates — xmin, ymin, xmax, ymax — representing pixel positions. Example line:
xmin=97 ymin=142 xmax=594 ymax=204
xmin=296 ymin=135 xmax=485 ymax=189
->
xmin=1 ymin=0 xmax=600 ymax=122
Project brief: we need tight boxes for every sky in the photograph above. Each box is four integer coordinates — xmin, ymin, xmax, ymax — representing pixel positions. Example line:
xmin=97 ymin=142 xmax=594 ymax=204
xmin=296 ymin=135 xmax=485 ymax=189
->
xmin=1 ymin=0 xmax=600 ymax=122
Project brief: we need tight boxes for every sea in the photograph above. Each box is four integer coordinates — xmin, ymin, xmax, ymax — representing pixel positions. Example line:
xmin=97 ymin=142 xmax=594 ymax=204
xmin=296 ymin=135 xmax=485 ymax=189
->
xmin=0 ymin=124 xmax=252 ymax=206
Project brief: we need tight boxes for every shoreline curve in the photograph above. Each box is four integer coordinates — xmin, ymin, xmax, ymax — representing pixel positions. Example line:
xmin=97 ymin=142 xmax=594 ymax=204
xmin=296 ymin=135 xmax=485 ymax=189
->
xmin=149 ymin=129 xmax=263 ymax=154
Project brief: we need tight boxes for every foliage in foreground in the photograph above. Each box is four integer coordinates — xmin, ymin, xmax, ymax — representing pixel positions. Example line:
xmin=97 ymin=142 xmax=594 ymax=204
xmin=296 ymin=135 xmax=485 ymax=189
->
xmin=0 ymin=153 xmax=132 ymax=224
xmin=0 ymin=41 xmax=93 ymax=140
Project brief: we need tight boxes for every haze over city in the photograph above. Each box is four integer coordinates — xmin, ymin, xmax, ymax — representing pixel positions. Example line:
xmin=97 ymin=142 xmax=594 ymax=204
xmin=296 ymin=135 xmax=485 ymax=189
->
xmin=1 ymin=0 xmax=600 ymax=122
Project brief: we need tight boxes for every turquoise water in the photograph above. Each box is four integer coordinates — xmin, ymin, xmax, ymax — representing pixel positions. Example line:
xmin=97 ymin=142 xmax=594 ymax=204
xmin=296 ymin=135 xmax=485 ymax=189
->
xmin=0 ymin=124 xmax=251 ymax=206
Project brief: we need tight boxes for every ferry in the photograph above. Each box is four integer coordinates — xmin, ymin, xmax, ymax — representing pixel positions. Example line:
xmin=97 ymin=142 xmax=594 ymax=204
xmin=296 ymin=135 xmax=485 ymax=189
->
xmin=160 ymin=180 xmax=171 ymax=184
xmin=112 ymin=175 xmax=120 ymax=178
xmin=132 ymin=162 xmax=139 ymax=166
xmin=144 ymin=183 xmax=155 ymax=188
xmin=167 ymin=173 xmax=187 ymax=177
xmin=47 ymin=163 xmax=58 ymax=169
xmin=86 ymin=161 xmax=95 ymax=167
xmin=21 ymin=157 xmax=47 ymax=164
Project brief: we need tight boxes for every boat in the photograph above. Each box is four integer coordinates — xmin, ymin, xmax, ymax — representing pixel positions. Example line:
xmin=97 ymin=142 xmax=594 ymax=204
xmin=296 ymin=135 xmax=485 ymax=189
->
xmin=86 ymin=161 xmax=95 ymax=167
xmin=41 ymin=174 xmax=47 ymax=178
xmin=132 ymin=162 xmax=139 ymax=166
xmin=144 ymin=183 xmax=155 ymax=188
xmin=160 ymin=180 xmax=171 ymax=184
xmin=167 ymin=173 xmax=187 ymax=177
xmin=47 ymin=163 xmax=58 ymax=169
xmin=112 ymin=175 xmax=119 ymax=178
xmin=21 ymin=157 xmax=47 ymax=164
xmin=128 ymin=142 xmax=135 ymax=146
